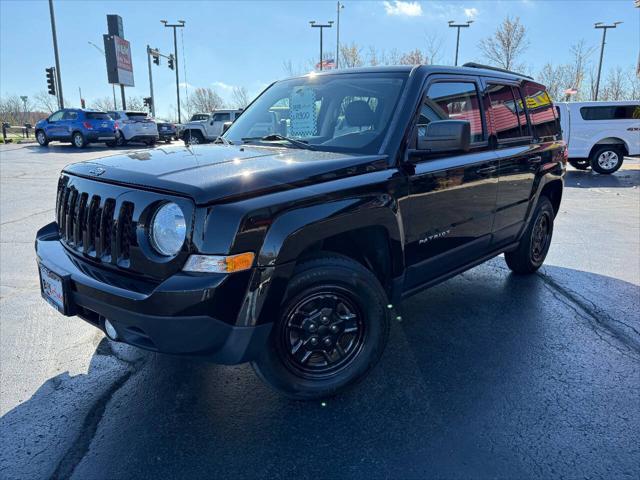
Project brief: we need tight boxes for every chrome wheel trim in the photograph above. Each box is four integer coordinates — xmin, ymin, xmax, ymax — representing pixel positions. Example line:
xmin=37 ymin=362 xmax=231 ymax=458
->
xmin=37 ymin=131 xmax=46 ymax=144
xmin=73 ymin=133 xmax=83 ymax=147
xmin=597 ymin=151 xmax=619 ymax=170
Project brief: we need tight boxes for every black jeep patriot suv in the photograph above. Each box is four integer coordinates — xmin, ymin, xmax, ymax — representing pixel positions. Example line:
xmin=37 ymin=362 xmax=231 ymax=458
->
xmin=36 ymin=64 xmax=566 ymax=399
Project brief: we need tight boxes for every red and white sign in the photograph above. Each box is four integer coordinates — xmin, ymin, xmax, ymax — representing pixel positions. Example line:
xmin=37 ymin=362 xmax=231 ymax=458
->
xmin=113 ymin=35 xmax=134 ymax=86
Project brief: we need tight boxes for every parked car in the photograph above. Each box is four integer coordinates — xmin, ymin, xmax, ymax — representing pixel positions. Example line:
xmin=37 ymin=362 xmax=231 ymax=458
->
xmin=35 ymin=109 xmax=115 ymax=149
xmin=556 ymin=101 xmax=640 ymax=174
xmin=106 ymin=111 xmax=159 ymax=146
xmin=180 ymin=109 xmax=242 ymax=144
xmin=155 ymin=119 xmax=177 ymax=143
xmin=36 ymin=64 xmax=566 ymax=399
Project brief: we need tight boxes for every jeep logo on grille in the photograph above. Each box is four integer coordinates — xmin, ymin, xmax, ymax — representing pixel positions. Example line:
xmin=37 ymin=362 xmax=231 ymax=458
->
xmin=89 ymin=167 xmax=106 ymax=177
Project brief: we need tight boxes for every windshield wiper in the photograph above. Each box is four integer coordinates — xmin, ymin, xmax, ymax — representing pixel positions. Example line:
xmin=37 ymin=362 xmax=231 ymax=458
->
xmin=213 ymin=136 xmax=233 ymax=145
xmin=242 ymin=134 xmax=315 ymax=150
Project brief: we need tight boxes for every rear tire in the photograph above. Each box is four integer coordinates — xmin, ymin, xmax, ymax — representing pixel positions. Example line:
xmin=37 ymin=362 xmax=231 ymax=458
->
xmin=251 ymin=254 xmax=390 ymax=400
xmin=504 ymin=197 xmax=554 ymax=274
xmin=590 ymin=145 xmax=624 ymax=174
xmin=568 ymin=159 xmax=589 ymax=170
xmin=115 ymin=130 xmax=126 ymax=147
xmin=72 ymin=132 xmax=86 ymax=149
xmin=36 ymin=130 xmax=48 ymax=146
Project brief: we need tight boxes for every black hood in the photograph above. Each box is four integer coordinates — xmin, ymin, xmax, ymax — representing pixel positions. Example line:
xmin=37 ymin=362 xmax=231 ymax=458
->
xmin=63 ymin=145 xmax=389 ymax=205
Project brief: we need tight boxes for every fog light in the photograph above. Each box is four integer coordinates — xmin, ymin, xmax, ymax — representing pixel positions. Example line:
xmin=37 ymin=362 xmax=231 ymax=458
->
xmin=104 ymin=319 xmax=118 ymax=341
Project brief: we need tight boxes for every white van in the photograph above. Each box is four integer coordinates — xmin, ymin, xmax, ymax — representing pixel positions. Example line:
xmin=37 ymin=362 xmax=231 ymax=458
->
xmin=555 ymin=101 xmax=639 ymax=174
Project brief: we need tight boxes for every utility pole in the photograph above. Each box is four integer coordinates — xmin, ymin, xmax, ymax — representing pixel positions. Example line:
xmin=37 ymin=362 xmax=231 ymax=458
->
xmin=336 ymin=2 xmax=344 ymax=69
xmin=48 ymin=0 xmax=64 ymax=108
xmin=147 ymin=45 xmax=156 ymax=117
xmin=309 ymin=20 xmax=334 ymax=71
xmin=448 ymin=20 xmax=473 ymax=66
xmin=161 ymin=20 xmax=185 ymax=123
xmin=20 ymin=96 xmax=28 ymax=125
xmin=88 ymin=41 xmax=117 ymax=109
xmin=594 ymin=21 xmax=622 ymax=101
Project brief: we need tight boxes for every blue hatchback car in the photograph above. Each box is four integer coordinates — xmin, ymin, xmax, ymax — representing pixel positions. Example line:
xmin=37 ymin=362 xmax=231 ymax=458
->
xmin=35 ymin=109 xmax=116 ymax=149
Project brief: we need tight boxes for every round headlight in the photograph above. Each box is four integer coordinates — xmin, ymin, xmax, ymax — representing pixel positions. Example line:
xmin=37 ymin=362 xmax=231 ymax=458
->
xmin=150 ymin=202 xmax=186 ymax=256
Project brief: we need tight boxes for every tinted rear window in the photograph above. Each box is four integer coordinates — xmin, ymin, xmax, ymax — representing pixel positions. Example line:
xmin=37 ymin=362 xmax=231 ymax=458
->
xmin=86 ymin=112 xmax=111 ymax=120
xmin=522 ymin=82 xmax=559 ymax=140
xmin=126 ymin=112 xmax=148 ymax=118
xmin=580 ymin=105 xmax=640 ymax=120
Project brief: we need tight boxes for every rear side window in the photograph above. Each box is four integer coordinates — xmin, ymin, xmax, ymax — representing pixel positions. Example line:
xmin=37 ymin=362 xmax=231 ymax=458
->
xmin=522 ymin=82 xmax=559 ymax=140
xmin=125 ymin=112 xmax=148 ymax=119
xmin=85 ymin=112 xmax=111 ymax=120
xmin=212 ymin=113 xmax=231 ymax=122
xmin=486 ymin=84 xmax=525 ymax=141
xmin=62 ymin=111 xmax=78 ymax=120
xmin=422 ymin=81 xmax=484 ymax=143
xmin=580 ymin=105 xmax=640 ymax=120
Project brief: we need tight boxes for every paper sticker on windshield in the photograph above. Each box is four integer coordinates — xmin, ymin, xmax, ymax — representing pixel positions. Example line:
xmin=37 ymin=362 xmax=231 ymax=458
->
xmin=289 ymin=87 xmax=317 ymax=137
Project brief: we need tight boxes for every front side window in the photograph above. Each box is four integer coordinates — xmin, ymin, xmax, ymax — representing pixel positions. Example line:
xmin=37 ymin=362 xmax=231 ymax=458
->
xmin=522 ymin=82 xmax=559 ymax=139
xmin=580 ymin=105 xmax=640 ymax=121
xmin=419 ymin=81 xmax=484 ymax=143
xmin=49 ymin=111 xmax=64 ymax=122
xmin=224 ymin=72 xmax=407 ymax=154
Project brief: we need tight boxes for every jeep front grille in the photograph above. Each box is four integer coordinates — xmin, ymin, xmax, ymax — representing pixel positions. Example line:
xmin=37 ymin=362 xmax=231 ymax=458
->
xmin=56 ymin=182 xmax=135 ymax=266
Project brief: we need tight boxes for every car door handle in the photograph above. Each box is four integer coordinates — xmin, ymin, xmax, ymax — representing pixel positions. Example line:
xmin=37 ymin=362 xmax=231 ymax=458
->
xmin=528 ymin=156 xmax=542 ymax=164
xmin=476 ymin=166 xmax=497 ymax=176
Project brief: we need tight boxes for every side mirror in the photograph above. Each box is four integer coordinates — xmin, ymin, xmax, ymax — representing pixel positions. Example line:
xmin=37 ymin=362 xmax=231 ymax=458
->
xmin=222 ymin=121 xmax=233 ymax=134
xmin=416 ymin=120 xmax=470 ymax=153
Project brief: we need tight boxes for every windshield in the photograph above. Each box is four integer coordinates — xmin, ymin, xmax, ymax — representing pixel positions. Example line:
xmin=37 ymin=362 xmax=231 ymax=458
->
xmin=223 ymin=72 xmax=407 ymax=154
xmin=191 ymin=114 xmax=210 ymax=121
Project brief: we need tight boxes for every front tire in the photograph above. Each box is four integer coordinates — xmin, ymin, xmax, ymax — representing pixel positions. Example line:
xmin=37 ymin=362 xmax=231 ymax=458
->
xmin=36 ymin=130 xmax=48 ymax=146
xmin=590 ymin=145 xmax=624 ymax=174
xmin=252 ymin=254 xmax=390 ymax=400
xmin=504 ymin=197 xmax=554 ymax=274
xmin=72 ymin=132 xmax=86 ymax=149
xmin=184 ymin=130 xmax=205 ymax=145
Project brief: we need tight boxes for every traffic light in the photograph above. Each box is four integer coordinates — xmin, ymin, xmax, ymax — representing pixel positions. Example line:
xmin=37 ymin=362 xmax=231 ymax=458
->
xmin=143 ymin=97 xmax=153 ymax=108
xmin=152 ymin=53 xmax=160 ymax=65
xmin=46 ymin=67 xmax=56 ymax=96
xmin=167 ymin=54 xmax=174 ymax=71
xmin=81 ymin=98 xmax=86 ymax=109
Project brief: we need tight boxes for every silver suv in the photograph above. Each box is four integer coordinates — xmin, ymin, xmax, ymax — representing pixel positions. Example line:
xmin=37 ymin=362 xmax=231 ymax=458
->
xmin=107 ymin=111 xmax=159 ymax=146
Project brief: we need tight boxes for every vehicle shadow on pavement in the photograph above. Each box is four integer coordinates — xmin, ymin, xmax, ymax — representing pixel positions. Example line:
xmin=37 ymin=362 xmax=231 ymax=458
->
xmin=0 ymin=261 xmax=638 ymax=479
xmin=565 ymin=168 xmax=639 ymax=188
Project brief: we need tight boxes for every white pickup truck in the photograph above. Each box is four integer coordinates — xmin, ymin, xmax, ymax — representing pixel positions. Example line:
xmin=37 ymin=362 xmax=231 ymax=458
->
xmin=556 ymin=101 xmax=639 ymax=174
xmin=180 ymin=109 xmax=242 ymax=144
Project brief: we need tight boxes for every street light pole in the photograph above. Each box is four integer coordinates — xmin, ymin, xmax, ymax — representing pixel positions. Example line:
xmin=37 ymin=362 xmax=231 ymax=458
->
xmin=161 ymin=20 xmax=185 ymax=123
xmin=310 ymin=20 xmax=334 ymax=71
xmin=88 ymin=41 xmax=117 ymax=109
xmin=48 ymin=0 xmax=64 ymax=108
xmin=594 ymin=21 xmax=622 ymax=101
xmin=448 ymin=20 xmax=473 ymax=66
xmin=146 ymin=45 xmax=156 ymax=118
xmin=336 ymin=2 xmax=344 ymax=69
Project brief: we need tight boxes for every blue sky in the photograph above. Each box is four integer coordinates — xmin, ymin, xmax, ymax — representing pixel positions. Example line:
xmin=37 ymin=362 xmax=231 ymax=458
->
xmin=1 ymin=0 xmax=638 ymax=119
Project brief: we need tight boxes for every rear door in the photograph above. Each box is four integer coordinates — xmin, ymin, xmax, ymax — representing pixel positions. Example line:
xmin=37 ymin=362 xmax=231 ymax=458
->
xmin=125 ymin=112 xmax=156 ymax=137
xmin=403 ymin=76 xmax=500 ymax=291
xmin=486 ymin=79 xmax=561 ymax=246
xmin=60 ymin=110 xmax=79 ymax=139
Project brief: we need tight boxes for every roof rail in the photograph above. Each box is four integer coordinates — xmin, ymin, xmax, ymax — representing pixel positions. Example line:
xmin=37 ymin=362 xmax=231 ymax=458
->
xmin=462 ymin=62 xmax=533 ymax=80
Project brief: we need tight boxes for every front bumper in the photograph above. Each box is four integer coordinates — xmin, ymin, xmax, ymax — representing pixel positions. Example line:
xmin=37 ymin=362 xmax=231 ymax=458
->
xmin=35 ymin=222 xmax=272 ymax=364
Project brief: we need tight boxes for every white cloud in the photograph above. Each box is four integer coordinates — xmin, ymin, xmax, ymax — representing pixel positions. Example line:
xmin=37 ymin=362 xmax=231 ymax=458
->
xmin=464 ymin=7 xmax=478 ymax=19
xmin=178 ymin=82 xmax=193 ymax=89
xmin=212 ymin=81 xmax=234 ymax=92
xmin=383 ymin=1 xmax=423 ymax=17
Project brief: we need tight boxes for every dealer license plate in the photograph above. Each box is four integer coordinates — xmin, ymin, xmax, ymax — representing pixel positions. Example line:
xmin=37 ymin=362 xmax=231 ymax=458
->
xmin=39 ymin=264 xmax=66 ymax=313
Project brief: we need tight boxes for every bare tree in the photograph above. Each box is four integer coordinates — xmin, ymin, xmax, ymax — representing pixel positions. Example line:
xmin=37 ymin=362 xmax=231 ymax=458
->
xmin=0 ymin=94 xmax=33 ymax=125
xmin=34 ymin=90 xmax=58 ymax=114
xmin=399 ymin=48 xmax=425 ymax=66
xmin=600 ymin=67 xmax=627 ymax=101
xmin=232 ymin=86 xmax=250 ymax=109
xmin=424 ymin=33 xmax=443 ymax=65
xmin=90 ymin=96 xmax=116 ymax=112
xmin=537 ymin=63 xmax=571 ymax=101
xmin=186 ymin=87 xmax=225 ymax=114
xmin=479 ymin=16 xmax=529 ymax=71
xmin=627 ymin=67 xmax=640 ymax=100
xmin=340 ymin=42 xmax=364 ymax=69
xmin=565 ymin=40 xmax=596 ymax=100
xmin=387 ymin=48 xmax=401 ymax=66
xmin=126 ymin=96 xmax=146 ymax=111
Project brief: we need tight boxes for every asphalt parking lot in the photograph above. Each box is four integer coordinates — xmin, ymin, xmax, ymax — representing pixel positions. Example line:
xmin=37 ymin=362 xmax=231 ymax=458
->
xmin=0 ymin=142 xmax=638 ymax=479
